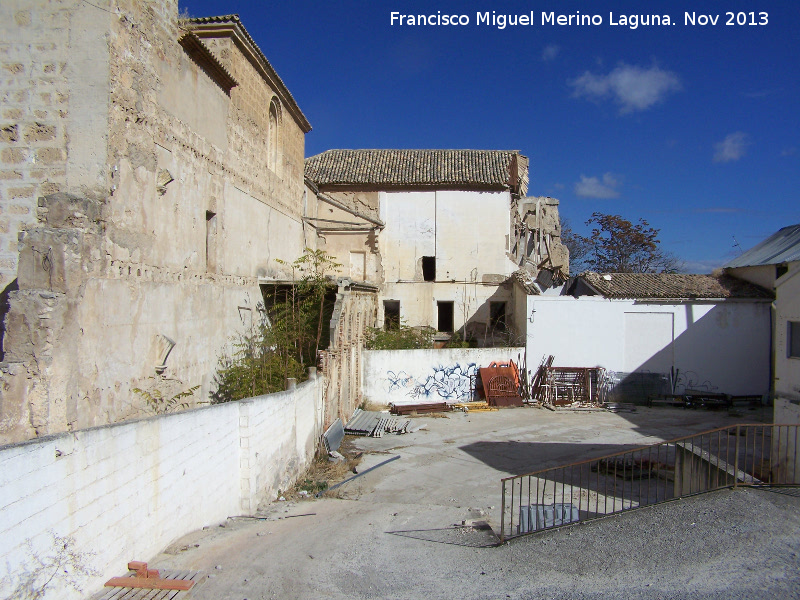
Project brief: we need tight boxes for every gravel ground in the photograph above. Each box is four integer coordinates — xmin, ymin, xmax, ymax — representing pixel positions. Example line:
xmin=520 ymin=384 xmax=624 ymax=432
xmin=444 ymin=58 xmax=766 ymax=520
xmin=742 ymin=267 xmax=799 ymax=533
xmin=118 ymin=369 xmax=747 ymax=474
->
xmin=146 ymin=408 xmax=798 ymax=600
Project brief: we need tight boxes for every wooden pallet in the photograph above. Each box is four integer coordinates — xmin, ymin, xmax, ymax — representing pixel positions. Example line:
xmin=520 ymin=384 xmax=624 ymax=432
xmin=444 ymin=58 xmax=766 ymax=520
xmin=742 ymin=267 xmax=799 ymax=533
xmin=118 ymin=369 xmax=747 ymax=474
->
xmin=93 ymin=564 xmax=204 ymax=600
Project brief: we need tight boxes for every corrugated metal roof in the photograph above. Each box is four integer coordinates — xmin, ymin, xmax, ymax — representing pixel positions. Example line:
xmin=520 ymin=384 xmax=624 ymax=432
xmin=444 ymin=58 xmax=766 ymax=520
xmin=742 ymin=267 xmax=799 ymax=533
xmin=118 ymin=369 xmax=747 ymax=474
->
xmin=579 ymin=272 xmax=773 ymax=300
xmin=724 ymin=224 xmax=800 ymax=268
xmin=304 ymin=149 xmax=525 ymax=190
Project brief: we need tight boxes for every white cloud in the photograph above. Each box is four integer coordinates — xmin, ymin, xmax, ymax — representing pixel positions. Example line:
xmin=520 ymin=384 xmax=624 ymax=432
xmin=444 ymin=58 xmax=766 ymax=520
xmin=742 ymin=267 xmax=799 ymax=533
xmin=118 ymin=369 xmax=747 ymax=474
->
xmin=541 ymin=44 xmax=560 ymax=61
xmin=713 ymin=132 xmax=749 ymax=163
xmin=574 ymin=173 xmax=621 ymax=198
xmin=570 ymin=63 xmax=681 ymax=113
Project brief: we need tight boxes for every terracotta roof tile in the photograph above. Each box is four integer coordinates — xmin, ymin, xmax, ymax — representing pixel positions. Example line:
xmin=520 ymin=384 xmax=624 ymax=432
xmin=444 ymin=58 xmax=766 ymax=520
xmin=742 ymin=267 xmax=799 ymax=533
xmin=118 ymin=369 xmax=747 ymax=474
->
xmin=579 ymin=272 xmax=773 ymax=300
xmin=304 ymin=149 xmax=525 ymax=189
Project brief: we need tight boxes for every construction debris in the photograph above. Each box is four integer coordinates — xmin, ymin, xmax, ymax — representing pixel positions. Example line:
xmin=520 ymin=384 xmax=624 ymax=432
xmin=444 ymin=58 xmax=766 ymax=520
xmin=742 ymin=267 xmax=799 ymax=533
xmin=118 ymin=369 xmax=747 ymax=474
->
xmin=322 ymin=418 xmax=344 ymax=453
xmin=452 ymin=401 xmax=499 ymax=413
xmin=345 ymin=409 xmax=413 ymax=436
xmin=479 ymin=361 xmax=524 ymax=407
xmin=530 ymin=356 xmax=606 ymax=408
xmin=104 ymin=561 xmax=196 ymax=592
xmin=390 ymin=402 xmax=451 ymax=415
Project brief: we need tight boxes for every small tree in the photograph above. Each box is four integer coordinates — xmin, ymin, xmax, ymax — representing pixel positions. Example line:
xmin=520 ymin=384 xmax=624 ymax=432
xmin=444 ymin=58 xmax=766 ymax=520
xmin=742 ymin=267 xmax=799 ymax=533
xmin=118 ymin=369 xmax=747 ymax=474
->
xmin=561 ymin=218 xmax=592 ymax=274
xmin=211 ymin=249 xmax=340 ymax=403
xmin=578 ymin=212 xmax=681 ymax=273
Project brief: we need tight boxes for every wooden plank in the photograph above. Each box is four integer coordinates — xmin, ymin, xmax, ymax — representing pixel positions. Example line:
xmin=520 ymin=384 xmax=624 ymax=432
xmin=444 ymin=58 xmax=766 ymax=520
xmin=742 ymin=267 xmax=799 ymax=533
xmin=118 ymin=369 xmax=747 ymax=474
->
xmin=105 ymin=577 xmax=194 ymax=591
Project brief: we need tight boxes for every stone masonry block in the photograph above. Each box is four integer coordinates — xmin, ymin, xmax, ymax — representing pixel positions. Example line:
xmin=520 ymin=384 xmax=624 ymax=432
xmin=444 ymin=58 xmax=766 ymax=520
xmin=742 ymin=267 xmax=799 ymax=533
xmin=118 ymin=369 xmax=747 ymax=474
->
xmin=34 ymin=147 xmax=64 ymax=164
xmin=1 ymin=124 xmax=19 ymax=143
xmin=1 ymin=148 xmax=26 ymax=164
xmin=24 ymin=123 xmax=56 ymax=142
xmin=7 ymin=186 xmax=34 ymax=199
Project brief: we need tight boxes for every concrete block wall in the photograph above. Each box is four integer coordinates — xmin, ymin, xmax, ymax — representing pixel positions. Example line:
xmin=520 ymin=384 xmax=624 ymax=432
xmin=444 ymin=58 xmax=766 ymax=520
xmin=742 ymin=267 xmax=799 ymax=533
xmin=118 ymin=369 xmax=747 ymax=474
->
xmin=0 ymin=375 xmax=321 ymax=600
xmin=363 ymin=347 xmax=525 ymax=405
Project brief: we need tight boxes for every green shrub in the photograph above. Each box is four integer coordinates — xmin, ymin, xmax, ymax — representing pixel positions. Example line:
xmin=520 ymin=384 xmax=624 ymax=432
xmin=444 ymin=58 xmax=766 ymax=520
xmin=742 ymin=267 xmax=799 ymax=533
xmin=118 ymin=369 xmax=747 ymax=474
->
xmin=365 ymin=324 xmax=435 ymax=350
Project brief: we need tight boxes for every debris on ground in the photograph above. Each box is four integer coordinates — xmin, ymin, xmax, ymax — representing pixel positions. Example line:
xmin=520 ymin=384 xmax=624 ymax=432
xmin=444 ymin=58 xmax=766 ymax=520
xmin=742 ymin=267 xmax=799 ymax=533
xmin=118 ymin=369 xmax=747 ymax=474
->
xmin=283 ymin=438 xmax=363 ymax=501
xmin=390 ymin=402 xmax=451 ymax=415
xmin=480 ymin=361 xmax=525 ymax=407
xmin=452 ymin=401 xmax=498 ymax=413
xmin=345 ymin=408 xmax=414 ymax=436
xmin=322 ymin=418 xmax=344 ymax=452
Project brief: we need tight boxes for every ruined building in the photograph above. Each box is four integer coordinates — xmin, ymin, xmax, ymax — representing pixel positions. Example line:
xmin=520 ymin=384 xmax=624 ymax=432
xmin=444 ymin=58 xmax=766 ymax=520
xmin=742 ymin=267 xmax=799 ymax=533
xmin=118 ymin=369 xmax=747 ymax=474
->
xmin=0 ymin=3 xmax=568 ymax=443
xmin=0 ymin=4 xmax=315 ymax=443
xmin=304 ymin=149 xmax=568 ymax=344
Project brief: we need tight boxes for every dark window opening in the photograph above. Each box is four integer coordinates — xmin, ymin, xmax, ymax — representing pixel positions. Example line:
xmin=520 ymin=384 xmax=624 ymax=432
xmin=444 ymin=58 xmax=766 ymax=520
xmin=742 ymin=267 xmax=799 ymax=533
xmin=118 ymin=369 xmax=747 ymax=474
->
xmin=206 ymin=211 xmax=217 ymax=273
xmin=789 ymin=321 xmax=800 ymax=358
xmin=490 ymin=301 xmax=507 ymax=331
xmin=384 ymin=301 xmax=400 ymax=331
xmin=422 ymin=256 xmax=436 ymax=281
xmin=777 ymin=264 xmax=789 ymax=279
xmin=437 ymin=301 xmax=454 ymax=333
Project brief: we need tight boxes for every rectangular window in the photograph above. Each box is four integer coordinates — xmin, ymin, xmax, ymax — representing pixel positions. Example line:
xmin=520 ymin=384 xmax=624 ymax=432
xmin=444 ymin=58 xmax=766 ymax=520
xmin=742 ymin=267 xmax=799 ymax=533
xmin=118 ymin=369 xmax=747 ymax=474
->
xmin=205 ymin=211 xmax=217 ymax=273
xmin=490 ymin=301 xmax=507 ymax=332
xmin=789 ymin=321 xmax=800 ymax=358
xmin=437 ymin=301 xmax=454 ymax=333
xmin=384 ymin=301 xmax=400 ymax=331
xmin=422 ymin=256 xmax=436 ymax=281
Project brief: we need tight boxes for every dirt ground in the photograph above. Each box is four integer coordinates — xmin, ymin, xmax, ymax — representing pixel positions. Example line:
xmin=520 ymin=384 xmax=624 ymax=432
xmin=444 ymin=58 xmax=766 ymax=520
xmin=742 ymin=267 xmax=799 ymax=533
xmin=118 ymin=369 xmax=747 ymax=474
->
xmin=146 ymin=405 xmax=800 ymax=599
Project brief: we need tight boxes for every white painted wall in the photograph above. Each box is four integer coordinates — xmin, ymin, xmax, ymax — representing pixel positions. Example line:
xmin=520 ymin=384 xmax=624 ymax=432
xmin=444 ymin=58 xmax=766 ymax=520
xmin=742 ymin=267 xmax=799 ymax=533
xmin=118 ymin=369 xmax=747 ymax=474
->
xmin=0 ymin=376 xmax=322 ymax=600
xmin=377 ymin=190 xmax=518 ymax=331
xmin=524 ymin=296 xmax=770 ymax=397
xmin=363 ymin=347 xmax=525 ymax=405
xmin=775 ymin=261 xmax=800 ymax=403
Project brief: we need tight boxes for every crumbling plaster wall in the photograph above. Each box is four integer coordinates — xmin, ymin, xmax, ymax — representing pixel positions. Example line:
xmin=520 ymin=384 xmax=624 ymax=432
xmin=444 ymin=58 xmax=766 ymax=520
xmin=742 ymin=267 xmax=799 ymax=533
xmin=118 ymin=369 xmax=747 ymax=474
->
xmin=312 ymin=189 xmax=382 ymax=283
xmin=1 ymin=0 xmax=311 ymax=443
xmin=377 ymin=189 xmax=517 ymax=334
xmin=322 ymin=286 xmax=377 ymax=427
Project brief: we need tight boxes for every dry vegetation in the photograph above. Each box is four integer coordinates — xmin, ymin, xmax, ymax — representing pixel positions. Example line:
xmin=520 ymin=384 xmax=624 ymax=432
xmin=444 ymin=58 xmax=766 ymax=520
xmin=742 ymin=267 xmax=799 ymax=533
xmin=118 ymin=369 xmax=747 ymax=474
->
xmin=282 ymin=438 xmax=363 ymax=500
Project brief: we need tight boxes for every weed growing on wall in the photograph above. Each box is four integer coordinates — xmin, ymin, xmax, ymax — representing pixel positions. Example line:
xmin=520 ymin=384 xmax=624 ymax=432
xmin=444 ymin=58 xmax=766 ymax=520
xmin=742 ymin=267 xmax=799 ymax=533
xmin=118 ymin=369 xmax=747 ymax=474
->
xmin=5 ymin=533 xmax=98 ymax=600
xmin=211 ymin=249 xmax=340 ymax=403
xmin=132 ymin=376 xmax=200 ymax=414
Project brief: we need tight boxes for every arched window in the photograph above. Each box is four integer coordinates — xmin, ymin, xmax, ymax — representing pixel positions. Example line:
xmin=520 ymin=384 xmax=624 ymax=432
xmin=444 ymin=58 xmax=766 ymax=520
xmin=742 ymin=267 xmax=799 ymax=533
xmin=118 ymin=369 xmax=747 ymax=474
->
xmin=268 ymin=98 xmax=280 ymax=172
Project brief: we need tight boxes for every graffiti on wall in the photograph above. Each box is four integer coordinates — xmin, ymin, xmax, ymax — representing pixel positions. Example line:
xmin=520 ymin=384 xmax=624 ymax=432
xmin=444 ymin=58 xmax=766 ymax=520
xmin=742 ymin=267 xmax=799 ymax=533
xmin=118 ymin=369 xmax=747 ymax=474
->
xmin=383 ymin=363 xmax=479 ymax=401
xmin=386 ymin=371 xmax=415 ymax=393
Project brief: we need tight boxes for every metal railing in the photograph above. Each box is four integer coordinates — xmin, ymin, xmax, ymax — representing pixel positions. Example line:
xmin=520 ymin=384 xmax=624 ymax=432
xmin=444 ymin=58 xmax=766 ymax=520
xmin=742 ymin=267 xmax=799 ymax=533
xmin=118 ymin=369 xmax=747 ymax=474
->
xmin=499 ymin=424 xmax=800 ymax=542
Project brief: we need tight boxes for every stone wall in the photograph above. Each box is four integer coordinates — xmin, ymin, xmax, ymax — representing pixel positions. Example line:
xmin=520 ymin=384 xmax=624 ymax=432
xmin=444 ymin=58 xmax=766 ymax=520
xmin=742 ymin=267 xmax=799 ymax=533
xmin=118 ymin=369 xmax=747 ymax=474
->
xmin=0 ymin=1 xmax=111 ymax=293
xmin=321 ymin=284 xmax=377 ymax=426
xmin=0 ymin=2 xmax=313 ymax=442
xmin=0 ymin=375 xmax=322 ymax=600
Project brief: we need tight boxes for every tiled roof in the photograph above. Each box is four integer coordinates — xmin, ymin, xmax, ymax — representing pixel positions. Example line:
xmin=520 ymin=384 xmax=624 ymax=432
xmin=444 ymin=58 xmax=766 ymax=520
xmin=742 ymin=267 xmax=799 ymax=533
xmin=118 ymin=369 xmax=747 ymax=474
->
xmin=724 ymin=224 xmax=800 ymax=268
xmin=187 ymin=14 xmax=311 ymax=132
xmin=511 ymin=270 xmax=540 ymax=295
xmin=579 ymin=272 xmax=773 ymax=300
xmin=304 ymin=149 xmax=525 ymax=189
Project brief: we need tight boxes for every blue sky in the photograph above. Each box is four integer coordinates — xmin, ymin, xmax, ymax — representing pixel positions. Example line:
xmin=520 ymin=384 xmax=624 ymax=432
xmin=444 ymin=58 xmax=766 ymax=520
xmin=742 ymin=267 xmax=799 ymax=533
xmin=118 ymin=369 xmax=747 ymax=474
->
xmin=181 ymin=0 xmax=799 ymax=272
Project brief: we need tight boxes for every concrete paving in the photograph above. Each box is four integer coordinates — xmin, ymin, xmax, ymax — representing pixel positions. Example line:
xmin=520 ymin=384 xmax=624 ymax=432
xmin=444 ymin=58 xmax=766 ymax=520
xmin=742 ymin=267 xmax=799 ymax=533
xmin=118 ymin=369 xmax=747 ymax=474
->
xmin=150 ymin=406 xmax=799 ymax=599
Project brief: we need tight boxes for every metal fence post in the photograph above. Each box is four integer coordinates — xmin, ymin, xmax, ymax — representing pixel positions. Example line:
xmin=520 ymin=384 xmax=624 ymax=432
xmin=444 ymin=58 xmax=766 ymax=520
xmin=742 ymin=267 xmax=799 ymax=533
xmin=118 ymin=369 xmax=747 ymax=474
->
xmin=500 ymin=481 xmax=507 ymax=543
